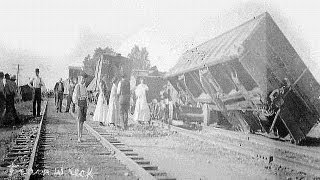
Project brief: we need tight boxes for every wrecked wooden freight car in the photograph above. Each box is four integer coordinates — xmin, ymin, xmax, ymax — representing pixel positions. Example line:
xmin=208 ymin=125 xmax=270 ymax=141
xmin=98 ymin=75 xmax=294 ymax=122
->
xmin=165 ymin=12 xmax=320 ymax=144
xmin=87 ymin=54 xmax=133 ymax=92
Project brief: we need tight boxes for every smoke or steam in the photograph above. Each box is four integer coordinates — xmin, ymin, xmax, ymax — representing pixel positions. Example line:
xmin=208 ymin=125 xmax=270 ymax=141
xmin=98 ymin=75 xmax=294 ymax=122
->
xmin=66 ymin=26 xmax=123 ymax=66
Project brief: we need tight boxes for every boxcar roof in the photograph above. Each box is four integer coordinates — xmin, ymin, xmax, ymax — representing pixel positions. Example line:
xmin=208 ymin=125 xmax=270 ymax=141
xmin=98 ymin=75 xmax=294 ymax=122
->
xmin=166 ymin=12 xmax=268 ymax=77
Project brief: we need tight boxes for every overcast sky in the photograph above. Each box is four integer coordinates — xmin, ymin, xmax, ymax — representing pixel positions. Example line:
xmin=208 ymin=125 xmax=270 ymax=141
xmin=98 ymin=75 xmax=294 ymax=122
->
xmin=0 ymin=0 xmax=319 ymax=89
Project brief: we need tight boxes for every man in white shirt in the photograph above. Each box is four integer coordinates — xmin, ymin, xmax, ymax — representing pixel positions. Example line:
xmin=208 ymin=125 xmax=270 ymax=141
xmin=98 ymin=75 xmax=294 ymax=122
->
xmin=29 ymin=68 xmax=44 ymax=117
xmin=72 ymin=72 xmax=88 ymax=142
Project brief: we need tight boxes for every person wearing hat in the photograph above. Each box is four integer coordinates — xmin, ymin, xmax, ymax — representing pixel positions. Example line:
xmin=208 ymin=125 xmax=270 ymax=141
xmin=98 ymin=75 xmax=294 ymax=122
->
xmin=54 ymin=78 xmax=64 ymax=113
xmin=65 ymin=77 xmax=77 ymax=113
xmin=10 ymin=75 xmax=19 ymax=102
xmin=72 ymin=72 xmax=88 ymax=142
xmin=10 ymin=75 xmax=18 ymax=95
xmin=29 ymin=68 xmax=44 ymax=117
xmin=4 ymin=74 xmax=19 ymax=123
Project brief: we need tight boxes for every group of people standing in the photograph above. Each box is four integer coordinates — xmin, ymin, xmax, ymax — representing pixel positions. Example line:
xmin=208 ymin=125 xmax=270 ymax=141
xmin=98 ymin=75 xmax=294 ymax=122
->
xmin=149 ymin=85 xmax=178 ymax=126
xmin=92 ymin=75 xmax=151 ymax=130
xmin=50 ymin=71 xmax=152 ymax=142
xmin=0 ymin=72 xmax=19 ymax=125
xmin=0 ymin=68 xmax=46 ymax=125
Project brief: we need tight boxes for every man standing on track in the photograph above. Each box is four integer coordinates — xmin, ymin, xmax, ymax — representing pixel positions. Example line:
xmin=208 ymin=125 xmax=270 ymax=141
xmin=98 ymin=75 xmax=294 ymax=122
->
xmin=72 ymin=72 xmax=88 ymax=142
xmin=29 ymin=68 xmax=44 ymax=117
xmin=54 ymin=78 xmax=64 ymax=113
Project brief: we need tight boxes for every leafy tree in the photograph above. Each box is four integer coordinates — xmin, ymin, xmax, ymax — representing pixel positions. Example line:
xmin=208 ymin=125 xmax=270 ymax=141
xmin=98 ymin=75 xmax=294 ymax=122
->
xmin=83 ymin=47 xmax=115 ymax=76
xmin=128 ymin=45 xmax=150 ymax=70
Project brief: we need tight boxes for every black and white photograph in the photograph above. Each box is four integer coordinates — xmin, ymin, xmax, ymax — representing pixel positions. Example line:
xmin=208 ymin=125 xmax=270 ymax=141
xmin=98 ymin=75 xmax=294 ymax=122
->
xmin=1 ymin=0 xmax=320 ymax=179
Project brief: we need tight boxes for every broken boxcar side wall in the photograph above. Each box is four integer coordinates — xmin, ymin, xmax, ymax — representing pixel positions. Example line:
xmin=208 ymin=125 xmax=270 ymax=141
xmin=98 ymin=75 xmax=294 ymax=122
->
xmin=240 ymin=17 xmax=269 ymax=102
xmin=266 ymin=14 xmax=320 ymax=116
xmin=240 ymin=13 xmax=320 ymax=143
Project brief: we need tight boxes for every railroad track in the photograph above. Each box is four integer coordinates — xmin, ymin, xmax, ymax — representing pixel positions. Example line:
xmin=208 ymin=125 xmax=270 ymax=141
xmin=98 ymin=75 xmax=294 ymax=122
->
xmin=68 ymin=110 xmax=176 ymax=180
xmin=0 ymin=100 xmax=48 ymax=180
xmin=152 ymin=120 xmax=320 ymax=178
xmin=85 ymin=123 xmax=176 ymax=180
xmin=29 ymin=101 xmax=140 ymax=179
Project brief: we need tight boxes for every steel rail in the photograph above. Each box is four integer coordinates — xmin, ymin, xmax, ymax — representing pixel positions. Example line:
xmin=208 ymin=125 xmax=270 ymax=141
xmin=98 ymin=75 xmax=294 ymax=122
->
xmin=67 ymin=107 xmax=168 ymax=180
xmin=84 ymin=123 xmax=157 ymax=180
xmin=152 ymin=120 xmax=320 ymax=177
xmin=25 ymin=100 xmax=48 ymax=180
xmin=203 ymin=125 xmax=320 ymax=158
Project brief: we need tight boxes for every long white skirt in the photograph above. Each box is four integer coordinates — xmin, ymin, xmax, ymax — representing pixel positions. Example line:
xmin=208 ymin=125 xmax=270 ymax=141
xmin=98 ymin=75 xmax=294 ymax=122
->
xmin=92 ymin=93 xmax=107 ymax=123
xmin=133 ymin=97 xmax=150 ymax=122
xmin=106 ymin=96 xmax=119 ymax=125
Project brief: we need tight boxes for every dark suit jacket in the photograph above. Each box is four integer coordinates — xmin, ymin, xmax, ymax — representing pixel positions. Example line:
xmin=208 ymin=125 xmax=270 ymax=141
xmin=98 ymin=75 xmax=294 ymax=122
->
xmin=54 ymin=82 xmax=64 ymax=94
xmin=118 ymin=78 xmax=130 ymax=107
xmin=118 ymin=79 xmax=130 ymax=96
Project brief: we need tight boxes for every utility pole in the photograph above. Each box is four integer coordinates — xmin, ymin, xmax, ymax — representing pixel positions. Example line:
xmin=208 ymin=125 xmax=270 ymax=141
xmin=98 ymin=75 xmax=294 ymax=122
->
xmin=17 ymin=64 xmax=19 ymax=87
xmin=12 ymin=64 xmax=22 ymax=87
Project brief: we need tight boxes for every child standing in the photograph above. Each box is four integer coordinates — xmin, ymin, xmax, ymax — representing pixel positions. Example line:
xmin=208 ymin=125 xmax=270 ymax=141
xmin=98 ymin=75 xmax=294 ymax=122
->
xmin=72 ymin=72 xmax=88 ymax=142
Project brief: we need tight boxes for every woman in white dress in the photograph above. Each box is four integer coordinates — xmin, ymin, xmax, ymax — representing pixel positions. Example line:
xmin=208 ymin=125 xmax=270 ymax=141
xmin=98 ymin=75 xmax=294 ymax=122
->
xmin=133 ymin=78 xmax=150 ymax=124
xmin=92 ymin=81 xmax=107 ymax=126
xmin=106 ymin=77 xmax=119 ymax=127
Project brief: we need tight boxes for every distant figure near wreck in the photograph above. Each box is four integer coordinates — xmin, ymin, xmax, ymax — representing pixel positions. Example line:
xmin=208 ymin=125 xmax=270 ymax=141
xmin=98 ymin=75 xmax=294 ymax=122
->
xmin=106 ymin=77 xmax=119 ymax=127
xmin=54 ymin=78 xmax=64 ymax=113
xmin=92 ymin=80 xmax=108 ymax=126
xmin=29 ymin=68 xmax=44 ymax=117
xmin=133 ymin=77 xmax=150 ymax=125
xmin=66 ymin=78 xmax=77 ymax=113
xmin=117 ymin=74 xmax=131 ymax=130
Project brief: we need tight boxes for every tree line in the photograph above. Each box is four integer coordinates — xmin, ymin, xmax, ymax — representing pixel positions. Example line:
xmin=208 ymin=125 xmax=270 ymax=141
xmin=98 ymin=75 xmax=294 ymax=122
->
xmin=83 ymin=45 xmax=157 ymax=76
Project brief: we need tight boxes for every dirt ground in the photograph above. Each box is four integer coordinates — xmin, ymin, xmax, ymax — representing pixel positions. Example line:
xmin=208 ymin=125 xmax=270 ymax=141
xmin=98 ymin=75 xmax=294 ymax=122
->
xmin=85 ymin=101 xmax=320 ymax=180
xmin=84 ymin=103 xmax=279 ymax=180
xmin=116 ymin=129 xmax=278 ymax=180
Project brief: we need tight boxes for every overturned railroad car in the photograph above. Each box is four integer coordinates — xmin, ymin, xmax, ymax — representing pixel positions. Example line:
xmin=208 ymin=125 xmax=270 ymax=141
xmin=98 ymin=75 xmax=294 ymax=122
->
xmin=165 ymin=12 xmax=320 ymax=144
xmin=68 ymin=66 xmax=82 ymax=82
xmin=87 ymin=54 xmax=133 ymax=92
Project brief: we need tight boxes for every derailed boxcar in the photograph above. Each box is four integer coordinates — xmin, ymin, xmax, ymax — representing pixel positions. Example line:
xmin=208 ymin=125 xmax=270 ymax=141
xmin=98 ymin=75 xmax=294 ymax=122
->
xmin=165 ymin=12 xmax=320 ymax=144
xmin=69 ymin=66 xmax=82 ymax=81
xmin=87 ymin=54 xmax=133 ymax=92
